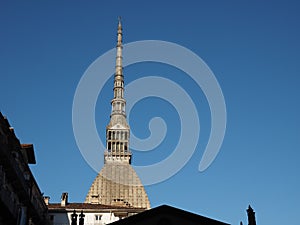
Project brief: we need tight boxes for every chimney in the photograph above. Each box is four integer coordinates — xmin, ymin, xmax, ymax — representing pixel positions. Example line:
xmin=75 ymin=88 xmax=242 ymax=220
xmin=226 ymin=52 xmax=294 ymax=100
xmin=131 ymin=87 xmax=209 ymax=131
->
xmin=61 ymin=192 xmax=68 ymax=207
xmin=44 ymin=196 xmax=50 ymax=205
xmin=247 ymin=205 xmax=257 ymax=225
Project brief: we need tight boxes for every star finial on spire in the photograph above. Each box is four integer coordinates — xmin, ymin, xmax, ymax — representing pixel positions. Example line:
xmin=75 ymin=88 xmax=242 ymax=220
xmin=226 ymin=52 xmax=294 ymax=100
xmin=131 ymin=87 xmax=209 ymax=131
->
xmin=118 ymin=16 xmax=122 ymax=28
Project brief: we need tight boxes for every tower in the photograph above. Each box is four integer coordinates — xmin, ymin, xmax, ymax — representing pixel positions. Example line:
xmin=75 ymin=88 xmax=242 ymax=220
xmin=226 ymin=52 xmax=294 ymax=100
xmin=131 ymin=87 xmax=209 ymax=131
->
xmin=247 ymin=205 xmax=257 ymax=225
xmin=105 ymin=17 xmax=131 ymax=164
xmin=85 ymin=19 xmax=150 ymax=209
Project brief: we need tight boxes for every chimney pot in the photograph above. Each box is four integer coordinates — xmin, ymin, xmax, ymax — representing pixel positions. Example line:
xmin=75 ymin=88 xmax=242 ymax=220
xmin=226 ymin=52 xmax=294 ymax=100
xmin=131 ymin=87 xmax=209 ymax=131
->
xmin=61 ymin=192 xmax=68 ymax=207
xmin=44 ymin=196 xmax=50 ymax=205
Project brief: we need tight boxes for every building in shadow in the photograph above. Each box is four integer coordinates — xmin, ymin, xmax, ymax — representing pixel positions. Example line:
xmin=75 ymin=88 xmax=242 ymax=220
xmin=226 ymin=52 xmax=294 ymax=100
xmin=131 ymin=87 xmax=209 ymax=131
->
xmin=96 ymin=204 xmax=257 ymax=225
xmin=0 ymin=112 xmax=50 ymax=225
xmin=109 ymin=205 xmax=230 ymax=225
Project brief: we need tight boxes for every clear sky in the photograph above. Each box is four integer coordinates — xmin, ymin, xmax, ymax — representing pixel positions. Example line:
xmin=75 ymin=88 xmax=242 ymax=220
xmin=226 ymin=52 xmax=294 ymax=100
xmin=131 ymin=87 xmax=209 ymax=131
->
xmin=1 ymin=1 xmax=299 ymax=225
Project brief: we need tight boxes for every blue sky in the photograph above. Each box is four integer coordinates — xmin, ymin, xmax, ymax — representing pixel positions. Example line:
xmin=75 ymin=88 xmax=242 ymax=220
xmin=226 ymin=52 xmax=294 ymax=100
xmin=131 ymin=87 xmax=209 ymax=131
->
xmin=1 ymin=1 xmax=299 ymax=225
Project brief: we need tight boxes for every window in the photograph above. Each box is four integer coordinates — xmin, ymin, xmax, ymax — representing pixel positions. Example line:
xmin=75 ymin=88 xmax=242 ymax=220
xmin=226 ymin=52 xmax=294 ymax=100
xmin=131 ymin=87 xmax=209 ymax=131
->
xmin=95 ymin=214 xmax=102 ymax=223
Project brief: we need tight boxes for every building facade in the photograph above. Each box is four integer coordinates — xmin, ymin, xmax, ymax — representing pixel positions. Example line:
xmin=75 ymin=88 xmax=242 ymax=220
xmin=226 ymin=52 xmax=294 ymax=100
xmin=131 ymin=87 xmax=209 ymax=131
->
xmin=47 ymin=193 xmax=146 ymax=225
xmin=0 ymin=112 xmax=50 ymax=225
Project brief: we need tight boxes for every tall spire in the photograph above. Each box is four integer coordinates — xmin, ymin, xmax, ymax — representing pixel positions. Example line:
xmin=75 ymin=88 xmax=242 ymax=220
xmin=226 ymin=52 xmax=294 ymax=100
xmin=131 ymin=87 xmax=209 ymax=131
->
xmin=105 ymin=18 xmax=131 ymax=163
xmin=115 ymin=16 xmax=123 ymax=84
xmin=85 ymin=19 xmax=150 ymax=209
xmin=111 ymin=16 xmax=125 ymax=116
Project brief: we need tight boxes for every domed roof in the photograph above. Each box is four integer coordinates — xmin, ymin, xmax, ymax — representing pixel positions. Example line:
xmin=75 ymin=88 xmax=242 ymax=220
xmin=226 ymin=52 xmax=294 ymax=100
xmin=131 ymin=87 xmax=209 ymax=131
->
xmin=85 ymin=161 xmax=150 ymax=209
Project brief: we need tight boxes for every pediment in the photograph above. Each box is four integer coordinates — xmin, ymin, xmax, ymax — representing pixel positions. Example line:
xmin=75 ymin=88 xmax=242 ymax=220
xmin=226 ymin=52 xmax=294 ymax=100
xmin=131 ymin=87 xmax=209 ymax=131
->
xmin=110 ymin=205 xmax=230 ymax=225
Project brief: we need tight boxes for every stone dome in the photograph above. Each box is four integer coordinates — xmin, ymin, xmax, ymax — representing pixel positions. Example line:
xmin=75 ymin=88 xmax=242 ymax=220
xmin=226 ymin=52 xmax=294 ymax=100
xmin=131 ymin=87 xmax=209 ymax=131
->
xmin=85 ymin=161 xmax=150 ymax=209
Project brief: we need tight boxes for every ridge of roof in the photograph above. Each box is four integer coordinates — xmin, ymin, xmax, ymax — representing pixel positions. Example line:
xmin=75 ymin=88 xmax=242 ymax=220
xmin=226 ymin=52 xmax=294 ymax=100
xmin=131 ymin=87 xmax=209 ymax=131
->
xmin=109 ymin=204 xmax=230 ymax=225
xmin=48 ymin=202 xmax=146 ymax=210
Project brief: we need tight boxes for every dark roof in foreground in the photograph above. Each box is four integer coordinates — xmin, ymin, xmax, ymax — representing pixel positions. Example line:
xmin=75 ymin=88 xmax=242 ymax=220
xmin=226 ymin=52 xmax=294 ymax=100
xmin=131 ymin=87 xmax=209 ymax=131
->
xmin=110 ymin=205 xmax=230 ymax=225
